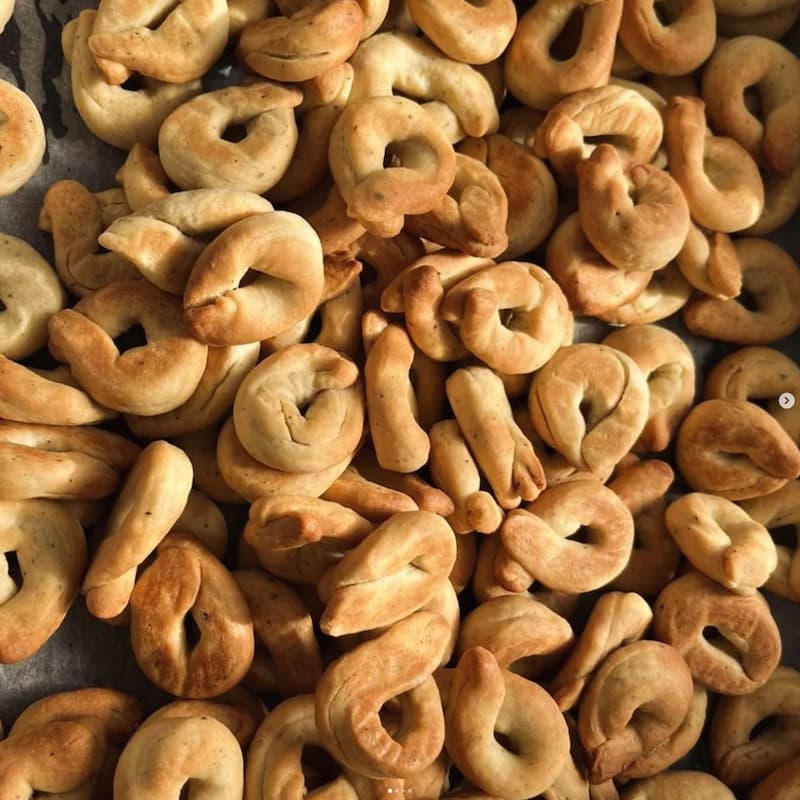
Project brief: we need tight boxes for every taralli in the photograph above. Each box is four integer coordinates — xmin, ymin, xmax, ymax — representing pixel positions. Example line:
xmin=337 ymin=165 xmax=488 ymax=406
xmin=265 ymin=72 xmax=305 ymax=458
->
xmin=0 ymin=78 xmax=45 ymax=197
xmin=440 ymin=261 xmax=573 ymax=375
xmin=88 ymin=0 xmax=229 ymax=85
xmin=499 ymin=480 xmax=635 ymax=594
xmin=158 ymin=83 xmax=302 ymax=193
xmin=174 ymin=425 xmax=244 ymax=505
xmin=750 ymin=757 xmax=800 ymax=800
xmin=529 ymin=344 xmax=650 ymax=478
xmin=39 ymin=180 xmax=141 ymax=297
xmin=702 ymin=36 xmax=800 ymax=176
xmin=457 ymin=595 xmax=574 ymax=679
xmin=82 ymin=441 xmax=194 ymax=621
xmin=578 ymin=640 xmax=694 ymax=783
xmin=0 ymin=1 xmax=12 ymax=34
xmin=608 ymin=458 xmax=681 ymax=595
xmin=665 ymin=493 xmax=777 ymax=594
xmin=63 ymin=11 xmax=201 ymax=150
xmin=602 ymin=325 xmax=696 ymax=453
xmin=48 ymin=279 xmax=209 ymax=416
xmin=653 ymin=570 xmax=782 ymax=694
xmin=315 ymin=610 xmax=449 ymax=778
xmin=0 ymin=420 xmax=139 ymax=501
xmin=742 ymin=481 xmax=800 ymax=602
xmin=129 ymin=532 xmax=255 ymax=698
xmin=329 ymin=95 xmax=457 ymax=238
xmin=550 ymin=591 xmax=653 ymax=711
xmin=233 ymin=343 xmax=363 ymax=473
xmin=675 ymin=399 xmax=800 ymax=500
xmin=683 ymin=238 xmax=800 ymax=345
xmin=0 ymin=500 xmax=86 ymax=663
xmin=663 ymin=96 xmax=765 ymax=232
xmin=676 ymin=223 xmax=743 ymax=300
xmin=718 ymin=3 xmax=800 ymax=39
xmin=619 ymin=0 xmax=716 ymax=75
xmin=445 ymin=647 xmax=570 ymax=799
xmin=577 ymin=144 xmax=691 ymax=273
xmin=710 ymin=666 xmax=800 ymax=787
xmin=99 ymin=189 xmax=273 ymax=295
xmin=533 ymin=85 xmax=663 ymax=184
xmin=405 ymin=0 xmax=516 ymax=64
xmin=317 ymin=510 xmax=456 ymax=635
xmin=237 ymin=0 xmax=364 ymax=83
xmin=0 ymin=235 xmax=64 ymax=360
xmin=183 ymin=211 xmax=325 ymax=345
xmin=621 ymin=771 xmax=736 ymax=799
xmin=505 ymin=0 xmax=622 ymax=110
xmin=447 ymin=367 xmax=546 ymax=509
xmin=749 ymin=161 xmax=800 ymax=235
xmin=115 ymin=144 xmax=171 ymax=212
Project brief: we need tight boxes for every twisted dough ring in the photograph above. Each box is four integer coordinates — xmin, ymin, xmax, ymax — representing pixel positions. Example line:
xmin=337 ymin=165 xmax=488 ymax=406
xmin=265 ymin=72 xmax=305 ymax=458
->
xmin=618 ymin=0 xmax=716 ymax=76
xmin=577 ymin=144 xmax=690 ymax=273
xmin=234 ymin=343 xmax=363 ymax=473
xmin=499 ymin=480 xmax=635 ymax=593
xmin=608 ymin=458 xmax=680 ymax=595
xmin=348 ymin=33 xmax=499 ymax=139
xmin=405 ymin=0 xmax=516 ymax=64
xmin=445 ymin=647 xmax=570 ymax=800
xmin=684 ymin=238 xmax=800 ymax=345
xmin=0 ymin=420 xmax=139 ymax=501
xmin=665 ymin=493 xmax=777 ymax=595
xmin=0 ymin=235 xmax=64 ymax=360
xmin=578 ymin=641 xmax=694 ymax=784
xmin=447 ymin=367 xmax=545 ymax=509
xmin=48 ymin=279 xmax=208 ymax=416
xmin=88 ymin=0 xmax=229 ymax=85
xmin=82 ymin=441 xmax=193 ymax=621
xmin=158 ymin=83 xmax=302 ymax=193
xmin=100 ymin=189 xmax=273 ymax=295
xmin=702 ymin=36 xmax=800 ymax=176
xmin=677 ymin=223 xmax=742 ymax=300
xmin=550 ymin=592 xmax=653 ymax=711
xmin=742 ymin=481 xmax=800 ymax=601
xmin=710 ymin=666 xmax=800 ymax=787
xmin=329 ymin=96 xmax=457 ymax=238
xmin=315 ymin=610 xmax=450 ymax=779
xmin=237 ymin=0 xmax=364 ymax=83
xmin=115 ymin=143 xmax=171 ymax=211
xmin=440 ymin=261 xmax=573 ymax=375
xmin=534 ymin=85 xmax=663 ymax=184
xmin=39 ymin=180 xmax=140 ymax=297
xmin=0 ymin=500 xmax=86 ymax=663
xmin=664 ymin=96 xmax=765 ymax=232
xmin=602 ymin=324 xmax=695 ymax=453
xmin=676 ymin=399 xmax=800 ymax=500
xmin=751 ymin=758 xmax=800 ymax=800
xmin=749 ymin=162 xmax=800 ymax=235
xmin=63 ymin=11 xmax=201 ymax=150
xmin=130 ymin=533 xmax=255 ymax=698
xmin=0 ymin=78 xmax=45 ymax=196
xmin=546 ymin=213 xmax=651 ymax=317
xmin=184 ymin=210 xmax=324 ymax=345
xmin=505 ymin=0 xmax=622 ymax=110
xmin=529 ymin=343 xmax=649 ymax=478
xmin=459 ymin=134 xmax=559 ymax=261
xmin=654 ymin=570 xmax=781 ymax=694
xmin=317 ymin=510 xmax=456 ymax=636
xmin=621 ymin=771 xmax=736 ymax=799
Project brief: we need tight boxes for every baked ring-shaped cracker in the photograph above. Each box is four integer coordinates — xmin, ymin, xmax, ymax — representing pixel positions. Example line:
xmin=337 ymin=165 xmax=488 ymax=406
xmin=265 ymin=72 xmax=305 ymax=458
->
xmin=48 ymin=279 xmax=208 ymax=416
xmin=620 ymin=770 xmax=736 ymax=800
xmin=0 ymin=78 xmax=45 ymax=196
xmin=63 ymin=11 xmax=201 ymax=150
xmin=130 ymin=532 xmax=255 ymax=698
xmin=184 ymin=211 xmax=324 ymax=346
xmin=676 ymin=399 xmax=800 ymax=500
xmin=115 ymin=143 xmax=171 ymax=211
xmin=653 ymin=570 xmax=781 ymax=694
xmin=0 ymin=500 xmax=86 ymax=663
xmin=0 ymin=235 xmax=64 ymax=359
xmin=505 ymin=0 xmax=622 ymax=110
xmin=234 ymin=343 xmax=363 ymax=473
xmin=676 ymin=223 xmax=742 ymax=300
xmin=158 ymin=83 xmax=302 ymax=192
xmin=749 ymin=162 xmax=800 ymax=235
xmin=0 ymin=0 xmax=12 ymax=34
xmin=750 ymin=758 xmax=800 ymax=800
xmin=82 ymin=441 xmax=193 ymax=621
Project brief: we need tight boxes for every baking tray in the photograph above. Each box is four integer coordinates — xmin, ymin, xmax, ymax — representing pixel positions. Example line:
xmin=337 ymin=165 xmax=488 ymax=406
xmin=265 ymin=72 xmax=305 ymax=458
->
xmin=1 ymin=0 xmax=799 ymax=775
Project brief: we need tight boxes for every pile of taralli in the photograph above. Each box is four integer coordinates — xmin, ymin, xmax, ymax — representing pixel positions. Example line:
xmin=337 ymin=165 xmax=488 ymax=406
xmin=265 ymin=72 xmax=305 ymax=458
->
xmin=1 ymin=0 xmax=800 ymax=796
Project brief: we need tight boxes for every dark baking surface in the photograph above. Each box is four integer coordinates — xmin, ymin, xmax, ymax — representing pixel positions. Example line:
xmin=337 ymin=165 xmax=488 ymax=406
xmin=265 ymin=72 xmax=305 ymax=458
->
xmin=1 ymin=4 xmax=799 ymax=791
